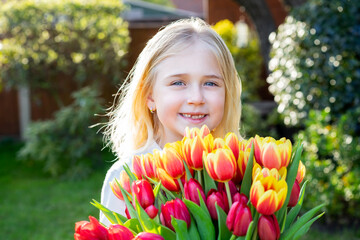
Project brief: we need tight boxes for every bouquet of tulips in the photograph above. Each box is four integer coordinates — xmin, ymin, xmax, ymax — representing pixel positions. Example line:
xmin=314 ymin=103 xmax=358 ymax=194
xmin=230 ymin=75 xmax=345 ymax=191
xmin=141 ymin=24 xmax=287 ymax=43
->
xmin=75 ymin=125 xmax=324 ymax=240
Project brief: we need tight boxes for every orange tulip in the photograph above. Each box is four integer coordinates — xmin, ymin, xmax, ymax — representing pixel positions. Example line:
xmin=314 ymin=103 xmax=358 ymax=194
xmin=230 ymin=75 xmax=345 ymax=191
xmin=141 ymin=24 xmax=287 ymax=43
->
xmin=157 ymin=168 xmax=180 ymax=192
xmin=132 ymin=155 xmax=143 ymax=179
xmin=159 ymin=145 xmax=184 ymax=179
xmin=250 ymin=175 xmax=287 ymax=215
xmin=204 ymin=148 xmax=237 ymax=182
xmin=225 ymin=132 xmax=240 ymax=160
xmin=183 ymin=135 xmax=207 ymax=170
xmin=110 ymin=170 xmax=131 ymax=201
xmin=213 ymin=137 xmax=227 ymax=150
xmin=296 ymin=160 xmax=306 ymax=183
xmin=141 ymin=153 xmax=158 ymax=181
xmin=185 ymin=125 xmax=211 ymax=139
xmin=255 ymin=136 xmax=292 ymax=170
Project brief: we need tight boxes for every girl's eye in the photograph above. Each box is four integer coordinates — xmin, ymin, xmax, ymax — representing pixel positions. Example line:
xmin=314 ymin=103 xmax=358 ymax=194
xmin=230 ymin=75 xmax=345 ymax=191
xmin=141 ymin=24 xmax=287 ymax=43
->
xmin=171 ymin=81 xmax=185 ymax=86
xmin=204 ymin=81 xmax=218 ymax=87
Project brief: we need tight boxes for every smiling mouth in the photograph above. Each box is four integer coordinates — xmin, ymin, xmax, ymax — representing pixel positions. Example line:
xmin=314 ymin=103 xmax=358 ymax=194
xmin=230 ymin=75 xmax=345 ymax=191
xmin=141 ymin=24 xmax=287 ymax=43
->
xmin=180 ymin=113 xmax=207 ymax=119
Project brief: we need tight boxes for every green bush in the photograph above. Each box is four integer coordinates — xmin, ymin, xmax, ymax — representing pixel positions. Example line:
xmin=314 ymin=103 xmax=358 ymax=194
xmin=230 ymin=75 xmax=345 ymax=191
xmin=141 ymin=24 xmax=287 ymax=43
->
xmin=18 ymin=87 xmax=108 ymax=179
xmin=297 ymin=109 xmax=360 ymax=222
xmin=213 ymin=19 xmax=263 ymax=101
xmin=0 ymin=0 xmax=130 ymax=96
xmin=267 ymin=0 xmax=360 ymax=126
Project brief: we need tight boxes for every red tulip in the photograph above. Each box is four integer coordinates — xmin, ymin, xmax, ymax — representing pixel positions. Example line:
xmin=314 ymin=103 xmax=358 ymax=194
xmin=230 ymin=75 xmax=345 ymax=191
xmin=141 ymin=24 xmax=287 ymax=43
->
xmin=206 ymin=189 xmax=229 ymax=220
xmin=74 ymin=216 xmax=109 ymax=240
xmin=184 ymin=178 xmax=206 ymax=205
xmin=144 ymin=204 xmax=158 ymax=219
xmin=108 ymin=224 xmax=134 ymax=240
xmin=258 ymin=215 xmax=280 ymax=240
xmin=226 ymin=201 xmax=252 ymax=236
xmin=134 ymin=232 xmax=164 ymax=240
xmin=160 ymin=199 xmax=191 ymax=231
xmin=288 ymin=179 xmax=301 ymax=207
xmin=233 ymin=192 xmax=248 ymax=205
xmin=131 ymin=180 xmax=155 ymax=209
xmin=204 ymin=148 xmax=237 ymax=182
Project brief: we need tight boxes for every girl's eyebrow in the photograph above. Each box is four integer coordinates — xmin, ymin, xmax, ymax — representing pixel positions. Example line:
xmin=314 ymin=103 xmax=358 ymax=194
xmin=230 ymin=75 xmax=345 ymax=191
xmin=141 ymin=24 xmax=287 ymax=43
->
xmin=165 ymin=73 xmax=223 ymax=80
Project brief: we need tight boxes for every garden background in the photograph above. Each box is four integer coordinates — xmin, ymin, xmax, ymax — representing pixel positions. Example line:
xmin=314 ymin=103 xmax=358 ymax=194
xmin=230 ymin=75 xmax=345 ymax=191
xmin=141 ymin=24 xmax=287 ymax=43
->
xmin=0 ymin=0 xmax=359 ymax=239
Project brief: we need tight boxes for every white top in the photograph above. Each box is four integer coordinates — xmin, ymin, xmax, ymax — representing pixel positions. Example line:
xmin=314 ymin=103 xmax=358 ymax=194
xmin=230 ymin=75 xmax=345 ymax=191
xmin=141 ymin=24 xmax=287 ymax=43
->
xmin=99 ymin=141 xmax=161 ymax=226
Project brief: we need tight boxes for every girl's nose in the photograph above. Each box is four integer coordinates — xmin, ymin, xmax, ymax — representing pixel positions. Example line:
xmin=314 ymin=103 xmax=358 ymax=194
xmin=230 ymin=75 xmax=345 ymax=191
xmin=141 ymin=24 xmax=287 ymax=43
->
xmin=187 ymin=85 xmax=205 ymax=105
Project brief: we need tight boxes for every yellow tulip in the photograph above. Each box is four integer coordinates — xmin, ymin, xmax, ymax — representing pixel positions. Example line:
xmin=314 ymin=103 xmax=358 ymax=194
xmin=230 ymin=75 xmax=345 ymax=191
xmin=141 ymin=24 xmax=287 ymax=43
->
xmin=250 ymin=175 xmax=287 ymax=215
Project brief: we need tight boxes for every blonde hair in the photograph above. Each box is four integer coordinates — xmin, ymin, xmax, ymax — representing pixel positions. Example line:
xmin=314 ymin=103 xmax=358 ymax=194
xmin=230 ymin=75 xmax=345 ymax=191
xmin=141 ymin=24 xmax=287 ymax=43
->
xmin=104 ymin=18 xmax=242 ymax=159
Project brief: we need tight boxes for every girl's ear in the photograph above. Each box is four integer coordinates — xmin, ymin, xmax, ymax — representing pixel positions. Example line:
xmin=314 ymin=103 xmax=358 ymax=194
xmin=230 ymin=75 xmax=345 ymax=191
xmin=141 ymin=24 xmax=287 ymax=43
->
xmin=146 ymin=93 xmax=155 ymax=109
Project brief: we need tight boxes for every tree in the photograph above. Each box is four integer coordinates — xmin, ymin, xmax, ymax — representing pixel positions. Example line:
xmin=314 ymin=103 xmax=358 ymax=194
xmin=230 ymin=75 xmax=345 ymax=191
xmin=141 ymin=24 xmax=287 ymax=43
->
xmin=233 ymin=0 xmax=307 ymax=69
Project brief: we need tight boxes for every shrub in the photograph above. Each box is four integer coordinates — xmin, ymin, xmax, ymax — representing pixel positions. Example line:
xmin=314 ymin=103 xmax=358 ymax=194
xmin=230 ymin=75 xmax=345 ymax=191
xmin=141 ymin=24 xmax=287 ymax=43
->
xmin=18 ymin=87 xmax=109 ymax=179
xmin=267 ymin=0 xmax=360 ymax=126
xmin=0 ymin=0 xmax=130 ymax=97
xmin=297 ymin=109 xmax=360 ymax=222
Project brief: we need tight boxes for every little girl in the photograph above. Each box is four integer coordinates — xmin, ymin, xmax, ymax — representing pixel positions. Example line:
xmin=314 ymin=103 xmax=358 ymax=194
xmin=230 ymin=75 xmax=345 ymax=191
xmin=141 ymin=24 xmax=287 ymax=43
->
xmin=100 ymin=17 xmax=242 ymax=226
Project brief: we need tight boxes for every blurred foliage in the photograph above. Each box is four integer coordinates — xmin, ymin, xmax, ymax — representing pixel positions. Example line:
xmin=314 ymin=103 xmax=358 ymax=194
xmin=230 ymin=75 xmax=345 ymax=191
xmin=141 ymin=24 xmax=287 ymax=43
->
xmin=297 ymin=109 xmax=360 ymax=222
xmin=18 ymin=87 xmax=109 ymax=179
xmin=0 ymin=0 xmax=130 ymax=98
xmin=141 ymin=0 xmax=174 ymax=8
xmin=267 ymin=0 xmax=360 ymax=126
xmin=213 ymin=19 xmax=263 ymax=101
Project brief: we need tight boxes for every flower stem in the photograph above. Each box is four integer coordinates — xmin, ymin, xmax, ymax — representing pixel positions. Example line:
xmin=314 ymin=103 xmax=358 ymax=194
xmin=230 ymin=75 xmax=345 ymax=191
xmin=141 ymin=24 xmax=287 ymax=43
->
xmin=225 ymin=181 xmax=233 ymax=208
xmin=229 ymin=234 xmax=237 ymax=240
xmin=177 ymin=178 xmax=184 ymax=196
xmin=197 ymin=170 xmax=203 ymax=186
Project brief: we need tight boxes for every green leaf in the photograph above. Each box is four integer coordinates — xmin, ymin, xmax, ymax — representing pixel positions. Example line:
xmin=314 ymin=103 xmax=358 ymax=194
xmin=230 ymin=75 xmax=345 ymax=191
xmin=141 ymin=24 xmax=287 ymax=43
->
xmin=183 ymin=160 xmax=193 ymax=180
xmin=203 ymin=166 xmax=217 ymax=194
xmin=117 ymin=180 xmax=137 ymax=219
xmin=134 ymin=199 xmax=176 ymax=239
xmin=198 ymin=189 xmax=211 ymax=218
xmin=278 ymin=144 xmax=303 ymax=228
xmin=244 ymin=221 xmax=254 ymax=240
xmin=292 ymin=212 xmax=325 ymax=240
xmin=280 ymin=203 xmax=325 ymax=240
xmin=215 ymin=203 xmax=232 ymax=240
xmin=91 ymin=199 xmax=124 ymax=224
xmin=240 ymin=142 xmax=254 ymax=198
xmin=123 ymin=163 xmax=137 ymax=185
xmin=123 ymin=218 xmax=142 ymax=234
xmin=188 ymin=216 xmax=201 ymax=240
xmin=184 ymin=199 xmax=216 ymax=240
xmin=172 ymin=217 xmax=190 ymax=240
xmin=285 ymin=181 xmax=308 ymax=230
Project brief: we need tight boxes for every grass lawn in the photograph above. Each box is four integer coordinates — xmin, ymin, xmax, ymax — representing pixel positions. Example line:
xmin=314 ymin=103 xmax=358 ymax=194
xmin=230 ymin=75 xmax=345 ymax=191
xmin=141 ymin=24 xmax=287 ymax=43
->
xmin=0 ymin=139 xmax=112 ymax=240
xmin=0 ymin=139 xmax=359 ymax=239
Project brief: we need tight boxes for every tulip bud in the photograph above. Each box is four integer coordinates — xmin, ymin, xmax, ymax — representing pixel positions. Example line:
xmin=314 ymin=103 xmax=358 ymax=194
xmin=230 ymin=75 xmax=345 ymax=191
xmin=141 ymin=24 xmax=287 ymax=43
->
xmin=184 ymin=178 xmax=206 ymax=205
xmin=258 ymin=215 xmax=280 ymax=240
xmin=108 ymin=224 xmax=134 ymax=240
xmin=233 ymin=192 xmax=248 ymax=205
xmin=132 ymin=179 xmax=155 ymax=209
xmin=134 ymin=232 xmax=165 ymax=240
xmin=288 ymin=179 xmax=301 ymax=207
xmin=206 ymin=189 xmax=229 ymax=220
xmin=110 ymin=170 xmax=132 ymax=201
xmin=199 ymin=125 xmax=211 ymax=138
xmin=74 ymin=216 xmax=109 ymax=240
xmin=144 ymin=204 xmax=158 ymax=219
xmin=296 ymin=160 xmax=306 ymax=183
xmin=160 ymin=199 xmax=191 ymax=231
xmin=226 ymin=201 xmax=252 ymax=236
xmin=160 ymin=146 xmax=185 ymax=179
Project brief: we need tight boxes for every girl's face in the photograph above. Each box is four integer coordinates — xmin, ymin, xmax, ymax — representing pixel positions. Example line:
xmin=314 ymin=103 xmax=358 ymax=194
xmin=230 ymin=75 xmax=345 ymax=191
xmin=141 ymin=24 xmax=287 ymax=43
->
xmin=147 ymin=41 xmax=225 ymax=147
